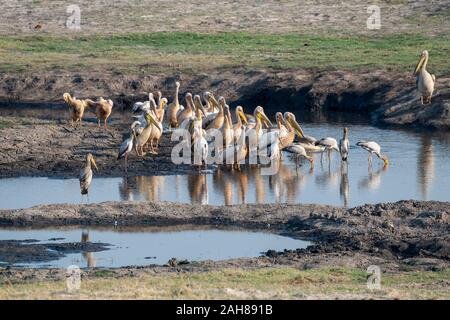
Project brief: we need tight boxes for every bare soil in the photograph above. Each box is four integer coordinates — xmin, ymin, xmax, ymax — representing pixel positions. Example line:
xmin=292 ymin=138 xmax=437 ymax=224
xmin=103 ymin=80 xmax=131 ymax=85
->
xmin=1 ymin=0 xmax=449 ymax=36
xmin=0 ymin=200 xmax=448 ymax=283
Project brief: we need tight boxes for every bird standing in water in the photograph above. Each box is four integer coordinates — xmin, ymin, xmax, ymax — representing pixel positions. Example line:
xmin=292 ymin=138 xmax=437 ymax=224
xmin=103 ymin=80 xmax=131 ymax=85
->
xmin=79 ymin=153 xmax=98 ymax=201
xmin=339 ymin=127 xmax=350 ymax=161
xmin=356 ymin=141 xmax=389 ymax=167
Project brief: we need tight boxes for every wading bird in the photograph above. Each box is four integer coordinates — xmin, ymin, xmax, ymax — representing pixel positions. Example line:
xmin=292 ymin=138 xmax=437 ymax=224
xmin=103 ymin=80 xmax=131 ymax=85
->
xmin=192 ymin=127 xmax=208 ymax=170
xmin=232 ymin=106 xmax=249 ymax=143
xmin=79 ymin=153 xmax=98 ymax=197
xmin=134 ymin=112 xmax=160 ymax=157
xmin=85 ymin=97 xmax=114 ymax=127
xmin=167 ymin=81 xmax=182 ymax=129
xmin=117 ymin=129 xmax=135 ymax=173
xmin=315 ymin=137 xmax=340 ymax=164
xmin=356 ymin=140 xmax=389 ymax=167
xmin=414 ymin=50 xmax=435 ymax=104
xmin=339 ymin=127 xmax=350 ymax=161
xmin=283 ymin=143 xmax=314 ymax=170
xmin=63 ymin=93 xmax=88 ymax=127
xmin=147 ymin=97 xmax=166 ymax=153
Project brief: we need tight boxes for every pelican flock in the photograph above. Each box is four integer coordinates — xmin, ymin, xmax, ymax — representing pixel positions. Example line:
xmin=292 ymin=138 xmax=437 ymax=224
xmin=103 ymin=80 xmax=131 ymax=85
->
xmin=62 ymin=49 xmax=440 ymax=196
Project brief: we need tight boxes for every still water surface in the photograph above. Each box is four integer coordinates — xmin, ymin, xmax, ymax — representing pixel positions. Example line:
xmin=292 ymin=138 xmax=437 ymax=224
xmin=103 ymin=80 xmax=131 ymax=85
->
xmin=1 ymin=121 xmax=449 ymax=208
xmin=0 ymin=227 xmax=309 ymax=268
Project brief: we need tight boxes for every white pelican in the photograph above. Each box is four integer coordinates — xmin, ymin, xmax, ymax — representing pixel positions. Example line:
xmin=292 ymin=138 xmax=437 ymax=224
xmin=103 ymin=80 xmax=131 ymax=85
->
xmin=134 ymin=112 xmax=160 ymax=157
xmin=63 ymin=93 xmax=88 ymax=127
xmin=204 ymin=95 xmax=225 ymax=130
xmin=177 ymin=92 xmax=194 ymax=126
xmin=339 ymin=127 xmax=350 ymax=161
xmin=414 ymin=50 xmax=435 ymax=105
xmin=232 ymin=106 xmax=249 ymax=144
xmin=285 ymin=113 xmax=323 ymax=152
xmin=248 ymin=106 xmax=272 ymax=147
xmin=283 ymin=143 xmax=314 ymax=169
xmin=192 ymin=127 xmax=208 ymax=170
xmin=147 ymin=97 xmax=167 ymax=153
xmin=222 ymin=104 xmax=234 ymax=148
xmin=356 ymin=140 xmax=389 ymax=166
xmin=79 ymin=153 xmax=98 ymax=196
xmin=85 ymin=97 xmax=114 ymax=127
xmin=167 ymin=81 xmax=182 ymax=129
xmin=315 ymin=137 xmax=339 ymax=164
xmin=218 ymin=126 xmax=248 ymax=170
xmin=117 ymin=130 xmax=135 ymax=173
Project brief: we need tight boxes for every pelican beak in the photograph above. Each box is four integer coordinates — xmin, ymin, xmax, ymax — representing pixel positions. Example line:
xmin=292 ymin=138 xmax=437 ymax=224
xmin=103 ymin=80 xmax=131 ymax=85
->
xmin=414 ymin=55 xmax=425 ymax=75
xmin=146 ymin=113 xmax=159 ymax=127
xmin=238 ymin=110 xmax=249 ymax=125
xmin=91 ymin=157 xmax=98 ymax=171
xmin=384 ymin=159 xmax=389 ymax=167
xmin=258 ymin=111 xmax=273 ymax=127
xmin=288 ymin=118 xmax=305 ymax=138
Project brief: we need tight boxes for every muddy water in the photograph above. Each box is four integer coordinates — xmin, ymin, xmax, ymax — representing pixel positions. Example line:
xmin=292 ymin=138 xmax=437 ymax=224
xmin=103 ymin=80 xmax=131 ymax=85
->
xmin=1 ymin=118 xmax=450 ymax=208
xmin=0 ymin=227 xmax=309 ymax=268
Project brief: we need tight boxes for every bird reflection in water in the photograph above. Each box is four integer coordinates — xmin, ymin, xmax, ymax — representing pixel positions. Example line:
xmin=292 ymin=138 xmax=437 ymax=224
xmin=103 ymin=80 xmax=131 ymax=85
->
xmin=81 ymin=230 xmax=96 ymax=268
xmin=340 ymin=162 xmax=349 ymax=207
xmin=188 ymin=174 xmax=208 ymax=204
xmin=358 ymin=163 xmax=388 ymax=191
xmin=418 ymin=136 xmax=435 ymax=199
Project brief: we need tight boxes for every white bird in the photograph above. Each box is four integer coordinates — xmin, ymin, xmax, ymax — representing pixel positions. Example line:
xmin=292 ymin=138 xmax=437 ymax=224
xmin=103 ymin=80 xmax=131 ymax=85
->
xmin=79 ymin=153 xmax=98 ymax=197
xmin=339 ymin=127 xmax=350 ymax=161
xmin=414 ymin=50 xmax=435 ymax=105
xmin=356 ymin=140 xmax=389 ymax=167
xmin=117 ymin=130 xmax=135 ymax=173
xmin=192 ymin=127 xmax=208 ymax=170
xmin=283 ymin=143 xmax=314 ymax=170
xmin=315 ymin=137 xmax=339 ymax=164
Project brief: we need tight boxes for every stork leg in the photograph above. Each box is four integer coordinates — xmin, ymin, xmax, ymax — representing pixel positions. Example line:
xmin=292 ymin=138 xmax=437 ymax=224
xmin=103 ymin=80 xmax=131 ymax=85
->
xmin=124 ymin=154 xmax=128 ymax=174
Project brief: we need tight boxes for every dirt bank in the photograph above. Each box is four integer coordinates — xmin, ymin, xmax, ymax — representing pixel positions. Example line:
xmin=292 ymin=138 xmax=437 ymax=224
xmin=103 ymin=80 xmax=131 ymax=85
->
xmin=0 ymin=116 xmax=199 ymax=178
xmin=1 ymin=69 xmax=449 ymax=129
xmin=0 ymin=200 xmax=448 ymax=274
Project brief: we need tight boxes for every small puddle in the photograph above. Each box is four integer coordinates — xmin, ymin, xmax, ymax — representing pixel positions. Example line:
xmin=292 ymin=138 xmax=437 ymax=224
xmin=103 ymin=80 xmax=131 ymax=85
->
xmin=0 ymin=227 xmax=309 ymax=268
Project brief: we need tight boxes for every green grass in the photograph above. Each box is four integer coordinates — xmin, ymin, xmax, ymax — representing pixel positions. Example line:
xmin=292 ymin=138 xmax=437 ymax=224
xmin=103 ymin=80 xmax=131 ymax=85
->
xmin=1 ymin=267 xmax=449 ymax=299
xmin=0 ymin=32 xmax=449 ymax=74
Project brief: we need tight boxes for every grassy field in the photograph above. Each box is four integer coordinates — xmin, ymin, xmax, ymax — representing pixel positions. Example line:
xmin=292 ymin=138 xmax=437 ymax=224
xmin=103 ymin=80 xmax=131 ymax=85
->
xmin=1 ymin=267 xmax=449 ymax=299
xmin=1 ymin=32 xmax=449 ymax=74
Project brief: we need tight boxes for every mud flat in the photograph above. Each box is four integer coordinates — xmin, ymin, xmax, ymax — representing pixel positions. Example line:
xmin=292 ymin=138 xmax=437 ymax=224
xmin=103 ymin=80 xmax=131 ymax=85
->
xmin=1 ymin=69 xmax=450 ymax=129
xmin=0 ymin=200 xmax=448 ymax=284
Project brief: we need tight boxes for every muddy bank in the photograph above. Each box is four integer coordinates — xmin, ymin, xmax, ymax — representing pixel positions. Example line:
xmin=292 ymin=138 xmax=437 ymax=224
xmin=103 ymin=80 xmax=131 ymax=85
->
xmin=1 ymin=69 xmax=450 ymax=129
xmin=0 ymin=200 xmax=448 ymax=269
xmin=0 ymin=117 xmax=198 ymax=178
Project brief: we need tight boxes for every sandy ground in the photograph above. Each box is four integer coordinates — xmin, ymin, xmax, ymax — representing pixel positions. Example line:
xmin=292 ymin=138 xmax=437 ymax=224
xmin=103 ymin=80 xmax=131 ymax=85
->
xmin=1 ymin=0 xmax=449 ymax=36
xmin=0 ymin=200 xmax=448 ymax=284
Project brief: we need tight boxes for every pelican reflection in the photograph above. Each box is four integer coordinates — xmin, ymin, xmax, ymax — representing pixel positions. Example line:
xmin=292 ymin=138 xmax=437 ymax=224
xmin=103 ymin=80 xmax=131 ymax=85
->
xmin=417 ymin=136 xmax=435 ymax=199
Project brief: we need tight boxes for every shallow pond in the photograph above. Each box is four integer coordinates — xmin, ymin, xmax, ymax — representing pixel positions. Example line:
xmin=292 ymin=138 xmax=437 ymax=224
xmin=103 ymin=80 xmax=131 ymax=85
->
xmin=1 ymin=117 xmax=450 ymax=208
xmin=0 ymin=227 xmax=308 ymax=268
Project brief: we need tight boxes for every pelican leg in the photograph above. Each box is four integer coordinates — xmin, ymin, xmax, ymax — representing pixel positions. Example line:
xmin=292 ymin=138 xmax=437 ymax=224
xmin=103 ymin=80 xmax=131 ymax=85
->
xmin=98 ymin=119 xmax=101 ymax=127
